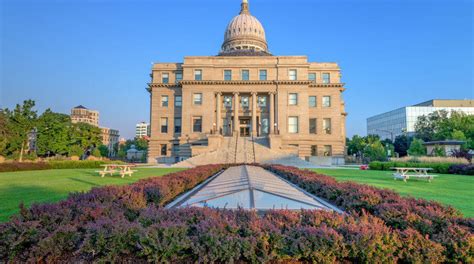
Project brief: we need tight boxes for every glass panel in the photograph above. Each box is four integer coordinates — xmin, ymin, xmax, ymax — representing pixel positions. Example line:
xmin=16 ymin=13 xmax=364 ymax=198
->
xmin=242 ymin=70 xmax=249 ymax=80
xmin=253 ymin=190 xmax=318 ymax=210
xmin=309 ymin=96 xmax=316 ymax=107
xmin=308 ymin=73 xmax=316 ymax=81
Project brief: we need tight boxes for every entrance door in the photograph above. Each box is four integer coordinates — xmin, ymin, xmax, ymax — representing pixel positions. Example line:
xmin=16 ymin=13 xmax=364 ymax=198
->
xmin=223 ymin=118 xmax=232 ymax=136
xmin=239 ymin=118 xmax=251 ymax=137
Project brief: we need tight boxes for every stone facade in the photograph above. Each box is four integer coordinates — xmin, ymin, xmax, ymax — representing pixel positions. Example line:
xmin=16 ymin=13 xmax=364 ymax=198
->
xmin=147 ymin=1 xmax=347 ymax=164
xmin=101 ymin=127 xmax=119 ymax=157
xmin=71 ymin=105 xmax=99 ymax=127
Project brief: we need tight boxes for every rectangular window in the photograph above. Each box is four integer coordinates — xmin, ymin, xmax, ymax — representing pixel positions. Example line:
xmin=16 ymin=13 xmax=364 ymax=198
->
xmin=258 ymin=96 xmax=267 ymax=107
xmin=308 ymin=73 xmax=316 ymax=81
xmin=309 ymin=118 xmax=317 ymax=134
xmin=322 ymin=73 xmax=330 ymax=84
xmin=259 ymin=70 xmax=267 ymax=81
xmin=160 ymin=144 xmax=167 ymax=156
xmin=323 ymin=118 xmax=332 ymax=134
xmin=288 ymin=93 xmax=298 ymax=105
xmin=289 ymin=69 xmax=297 ymax=80
xmin=160 ymin=117 xmax=168 ymax=133
xmin=194 ymin=69 xmax=202 ymax=81
xmin=161 ymin=95 xmax=169 ymax=107
xmin=323 ymin=145 xmax=332 ymax=156
xmin=193 ymin=93 xmax=203 ymax=105
xmin=322 ymin=96 xmax=331 ymax=107
xmin=175 ymin=72 xmax=183 ymax=83
xmin=224 ymin=70 xmax=232 ymax=81
xmin=242 ymin=70 xmax=250 ymax=80
xmin=162 ymin=73 xmax=169 ymax=84
xmin=309 ymin=96 xmax=317 ymax=107
xmin=193 ymin=116 xmax=202 ymax=133
xmin=174 ymin=117 xmax=182 ymax=134
xmin=174 ymin=95 xmax=182 ymax=107
xmin=241 ymin=96 xmax=249 ymax=108
xmin=224 ymin=95 xmax=233 ymax=108
xmin=311 ymin=145 xmax=318 ymax=156
xmin=288 ymin=116 xmax=299 ymax=133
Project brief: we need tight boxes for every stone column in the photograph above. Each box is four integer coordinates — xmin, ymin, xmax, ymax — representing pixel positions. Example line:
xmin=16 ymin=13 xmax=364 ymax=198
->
xmin=216 ymin=92 xmax=222 ymax=134
xmin=269 ymin=92 xmax=275 ymax=134
xmin=233 ymin=92 xmax=239 ymax=134
xmin=251 ymin=92 xmax=257 ymax=136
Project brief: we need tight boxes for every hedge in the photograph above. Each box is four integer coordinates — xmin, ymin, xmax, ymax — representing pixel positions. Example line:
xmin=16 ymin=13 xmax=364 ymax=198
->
xmin=0 ymin=160 xmax=125 ymax=173
xmin=1 ymin=164 xmax=472 ymax=262
xmin=369 ymin=161 xmax=454 ymax=174
xmin=448 ymin=164 xmax=474 ymax=176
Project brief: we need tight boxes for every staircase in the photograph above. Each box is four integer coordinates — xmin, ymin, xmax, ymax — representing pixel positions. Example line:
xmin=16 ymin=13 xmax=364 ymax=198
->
xmin=172 ymin=136 xmax=316 ymax=168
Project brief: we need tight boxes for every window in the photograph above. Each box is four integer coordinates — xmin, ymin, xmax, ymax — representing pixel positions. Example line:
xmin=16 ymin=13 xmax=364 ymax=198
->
xmin=259 ymin=70 xmax=267 ymax=80
xmin=160 ymin=144 xmax=167 ymax=156
xmin=224 ymin=70 xmax=232 ymax=81
xmin=288 ymin=93 xmax=298 ymax=105
xmin=258 ymin=96 xmax=267 ymax=107
xmin=323 ymin=118 xmax=332 ymax=134
xmin=175 ymin=72 xmax=183 ymax=83
xmin=322 ymin=73 xmax=330 ymax=84
xmin=241 ymin=96 xmax=249 ymax=108
xmin=194 ymin=70 xmax=202 ymax=81
xmin=261 ymin=118 xmax=269 ymax=134
xmin=174 ymin=118 xmax=182 ymax=134
xmin=309 ymin=118 xmax=317 ymax=134
xmin=289 ymin=69 xmax=297 ymax=80
xmin=308 ymin=73 xmax=316 ymax=81
xmin=160 ymin=117 xmax=168 ymax=133
xmin=161 ymin=95 xmax=169 ymax=107
xmin=323 ymin=145 xmax=332 ymax=156
xmin=322 ymin=96 xmax=331 ymax=107
xmin=311 ymin=145 xmax=318 ymax=156
xmin=224 ymin=95 xmax=233 ymax=108
xmin=288 ymin=117 xmax=299 ymax=133
xmin=193 ymin=93 xmax=202 ymax=105
xmin=193 ymin=116 xmax=202 ymax=133
xmin=175 ymin=95 xmax=182 ymax=107
xmin=242 ymin=70 xmax=250 ymax=80
xmin=162 ymin=73 xmax=169 ymax=84
xmin=309 ymin=96 xmax=317 ymax=108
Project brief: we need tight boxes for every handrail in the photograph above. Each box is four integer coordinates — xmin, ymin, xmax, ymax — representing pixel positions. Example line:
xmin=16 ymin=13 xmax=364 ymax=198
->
xmin=234 ymin=133 xmax=239 ymax=164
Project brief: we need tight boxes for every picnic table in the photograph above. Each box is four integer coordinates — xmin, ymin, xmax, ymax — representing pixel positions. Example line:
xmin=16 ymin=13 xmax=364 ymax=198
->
xmin=391 ymin=167 xmax=437 ymax=182
xmin=97 ymin=164 xmax=137 ymax=178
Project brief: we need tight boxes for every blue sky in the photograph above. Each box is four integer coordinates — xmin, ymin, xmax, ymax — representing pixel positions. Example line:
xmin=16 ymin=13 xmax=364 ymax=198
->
xmin=1 ymin=0 xmax=473 ymax=139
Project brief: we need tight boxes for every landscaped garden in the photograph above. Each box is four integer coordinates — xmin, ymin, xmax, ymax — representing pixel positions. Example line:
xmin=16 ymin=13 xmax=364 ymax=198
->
xmin=1 ymin=164 xmax=472 ymax=262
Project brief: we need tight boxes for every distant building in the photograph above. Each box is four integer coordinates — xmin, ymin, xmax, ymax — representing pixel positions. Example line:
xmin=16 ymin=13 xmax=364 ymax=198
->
xmin=367 ymin=99 xmax=474 ymax=140
xmin=70 ymin=105 xmax=120 ymax=156
xmin=71 ymin=105 xmax=99 ymax=127
xmin=101 ymin=127 xmax=120 ymax=156
xmin=423 ymin=140 xmax=465 ymax=156
xmin=136 ymin=122 xmax=150 ymax=138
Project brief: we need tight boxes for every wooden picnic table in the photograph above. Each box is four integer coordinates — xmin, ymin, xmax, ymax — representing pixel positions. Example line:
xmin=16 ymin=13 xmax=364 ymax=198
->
xmin=97 ymin=164 xmax=137 ymax=178
xmin=391 ymin=167 xmax=437 ymax=182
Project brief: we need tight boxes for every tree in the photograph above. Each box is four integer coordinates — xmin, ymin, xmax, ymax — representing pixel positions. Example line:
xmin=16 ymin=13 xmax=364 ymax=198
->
xmin=408 ymin=139 xmax=426 ymax=156
xmin=98 ymin=145 xmax=109 ymax=157
xmin=68 ymin=145 xmax=84 ymax=158
xmin=36 ymin=109 xmax=71 ymax=156
xmin=0 ymin=110 xmax=8 ymax=156
xmin=394 ymin=135 xmax=413 ymax=157
xmin=91 ymin=148 xmax=102 ymax=158
xmin=69 ymin=123 xmax=102 ymax=153
xmin=364 ymin=141 xmax=387 ymax=162
xmin=347 ymin=135 xmax=366 ymax=157
xmin=4 ymin=100 xmax=38 ymax=161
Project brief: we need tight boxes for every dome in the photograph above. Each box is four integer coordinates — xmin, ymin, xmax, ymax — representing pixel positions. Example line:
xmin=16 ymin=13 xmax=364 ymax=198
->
xmin=219 ymin=0 xmax=271 ymax=56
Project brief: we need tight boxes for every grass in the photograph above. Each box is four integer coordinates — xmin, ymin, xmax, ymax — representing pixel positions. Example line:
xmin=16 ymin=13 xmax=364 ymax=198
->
xmin=312 ymin=168 xmax=474 ymax=218
xmin=0 ymin=167 xmax=472 ymax=222
xmin=0 ymin=167 xmax=183 ymax=222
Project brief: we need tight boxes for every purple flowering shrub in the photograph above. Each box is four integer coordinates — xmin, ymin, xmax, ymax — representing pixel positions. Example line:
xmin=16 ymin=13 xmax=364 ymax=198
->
xmin=0 ymin=164 xmax=472 ymax=262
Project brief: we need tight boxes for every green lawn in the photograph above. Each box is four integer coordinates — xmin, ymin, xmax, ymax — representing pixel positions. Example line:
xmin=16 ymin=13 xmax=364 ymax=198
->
xmin=0 ymin=167 xmax=183 ymax=222
xmin=312 ymin=168 xmax=474 ymax=218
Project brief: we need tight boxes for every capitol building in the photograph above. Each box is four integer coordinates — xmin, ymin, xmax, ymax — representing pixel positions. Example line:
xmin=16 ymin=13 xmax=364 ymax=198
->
xmin=147 ymin=0 xmax=347 ymax=165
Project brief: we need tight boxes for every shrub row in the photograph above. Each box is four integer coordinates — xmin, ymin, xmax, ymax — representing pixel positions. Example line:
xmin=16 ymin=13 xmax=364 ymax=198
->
xmin=369 ymin=161 xmax=455 ymax=174
xmin=1 ymin=164 xmax=472 ymax=262
xmin=0 ymin=160 xmax=125 ymax=173
xmin=263 ymin=164 xmax=473 ymax=262
xmin=448 ymin=164 xmax=474 ymax=175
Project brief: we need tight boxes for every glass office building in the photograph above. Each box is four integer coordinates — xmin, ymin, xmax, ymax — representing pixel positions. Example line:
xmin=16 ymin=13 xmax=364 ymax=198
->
xmin=367 ymin=100 xmax=474 ymax=140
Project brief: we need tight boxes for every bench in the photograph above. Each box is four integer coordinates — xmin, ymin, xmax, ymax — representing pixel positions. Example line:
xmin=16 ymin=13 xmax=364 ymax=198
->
xmin=96 ymin=169 xmax=118 ymax=177
xmin=392 ymin=172 xmax=437 ymax=183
